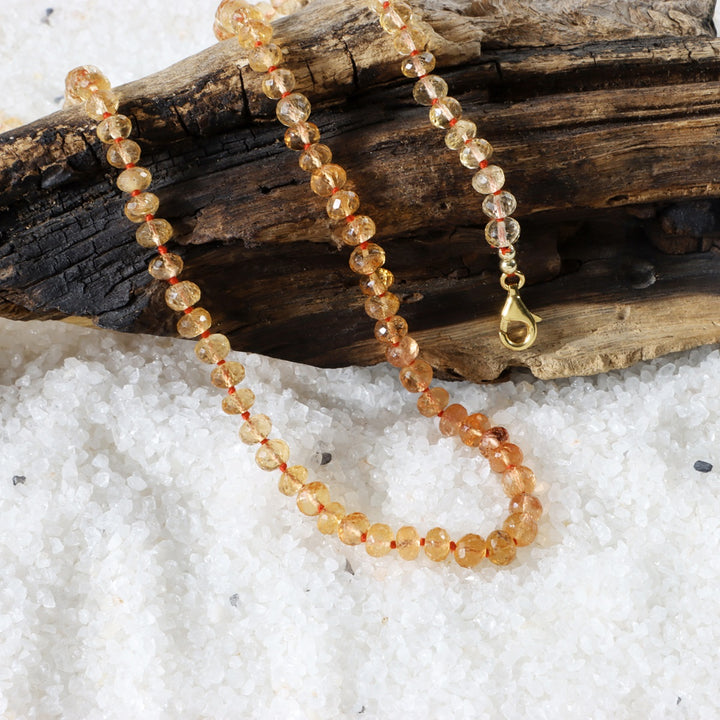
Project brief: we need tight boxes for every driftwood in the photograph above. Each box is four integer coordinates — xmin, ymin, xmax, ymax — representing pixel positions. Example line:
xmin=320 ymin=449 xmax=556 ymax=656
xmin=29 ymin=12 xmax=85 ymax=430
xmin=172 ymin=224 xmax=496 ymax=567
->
xmin=1 ymin=0 xmax=719 ymax=381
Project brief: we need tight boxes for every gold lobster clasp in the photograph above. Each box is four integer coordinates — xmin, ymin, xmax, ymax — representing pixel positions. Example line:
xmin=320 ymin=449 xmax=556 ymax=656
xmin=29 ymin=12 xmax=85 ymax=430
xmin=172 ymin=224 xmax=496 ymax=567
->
xmin=498 ymin=272 xmax=542 ymax=351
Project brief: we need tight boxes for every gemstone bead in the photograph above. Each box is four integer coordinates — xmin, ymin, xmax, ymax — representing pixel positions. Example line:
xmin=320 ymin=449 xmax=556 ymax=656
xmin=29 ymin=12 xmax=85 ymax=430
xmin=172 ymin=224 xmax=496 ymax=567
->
xmin=400 ymin=51 xmax=435 ymax=78
xmin=240 ymin=414 xmax=272 ymax=444
xmin=278 ymin=464 xmax=307 ymax=496
xmin=222 ymin=388 xmax=255 ymax=415
xmin=365 ymin=523 xmax=394 ymax=557
xmin=256 ymin=439 xmax=290 ymax=471
xmin=399 ymin=359 xmax=433 ymax=393
xmin=310 ymin=164 xmax=347 ymax=196
xmin=165 ymin=281 xmax=201 ymax=311
xmin=296 ymin=481 xmax=330 ymax=516
xmin=237 ymin=20 xmax=273 ymax=48
xmin=395 ymin=525 xmax=421 ymax=560
xmin=478 ymin=426 xmax=509 ymax=457
xmin=327 ymin=190 xmax=360 ymax=220
xmin=359 ymin=269 xmax=393 ymax=296
xmin=96 ymin=114 xmax=132 ymax=143
xmin=509 ymin=493 xmax=543 ymax=520
xmin=364 ymin=292 xmax=400 ymax=320
xmin=107 ymin=139 xmax=141 ymax=168
xmin=136 ymin=219 xmax=173 ymax=248
xmin=124 ymin=192 xmax=159 ymax=223
xmin=177 ymin=307 xmax=212 ymax=338
xmin=485 ymin=218 xmax=520 ymax=249
xmin=338 ymin=215 xmax=375 ymax=246
xmin=488 ymin=442 xmax=524 ymax=473
xmin=445 ymin=120 xmax=477 ymax=150
xmin=386 ymin=336 xmax=419 ymax=367
xmin=503 ymin=512 xmax=538 ymax=546
xmin=195 ymin=333 xmax=231 ymax=364
xmin=116 ymin=166 xmax=152 ymax=194
xmin=65 ymin=65 xmax=111 ymax=103
xmin=482 ymin=190 xmax=517 ymax=219
xmin=413 ymin=75 xmax=448 ymax=106
xmin=317 ymin=502 xmax=346 ymax=534
xmin=454 ymin=534 xmax=486 ymax=568
xmin=417 ymin=386 xmax=449 ymax=417
xmin=424 ymin=527 xmax=451 ymax=561
xmin=459 ymin=138 xmax=493 ymax=169
xmin=215 ymin=0 xmax=263 ymax=35
xmin=338 ymin=512 xmax=370 ymax=545
xmin=262 ymin=68 xmax=296 ymax=99
xmin=429 ymin=97 xmax=462 ymax=129
xmin=502 ymin=465 xmax=536 ymax=497
xmin=379 ymin=1 xmax=413 ymax=33
xmin=349 ymin=243 xmax=385 ymax=275
xmin=299 ymin=143 xmax=332 ymax=172
xmin=438 ymin=403 xmax=468 ymax=437
xmin=472 ymin=165 xmax=505 ymax=194
xmin=148 ymin=253 xmax=183 ymax=280
xmin=459 ymin=412 xmax=491 ymax=447
xmin=486 ymin=529 xmax=517 ymax=566
xmin=84 ymin=90 xmax=120 ymax=121
xmin=374 ymin=315 xmax=408 ymax=344
xmin=392 ymin=23 xmax=429 ymax=54
xmin=284 ymin=121 xmax=320 ymax=151
xmin=276 ymin=93 xmax=311 ymax=126
xmin=211 ymin=361 xmax=246 ymax=388
xmin=248 ymin=43 xmax=283 ymax=73
xmin=213 ymin=19 xmax=234 ymax=41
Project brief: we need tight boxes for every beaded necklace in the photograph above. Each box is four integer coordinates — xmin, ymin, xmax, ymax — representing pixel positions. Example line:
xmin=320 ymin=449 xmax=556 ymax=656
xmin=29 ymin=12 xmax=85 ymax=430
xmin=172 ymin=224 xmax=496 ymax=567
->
xmin=64 ymin=0 xmax=544 ymax=569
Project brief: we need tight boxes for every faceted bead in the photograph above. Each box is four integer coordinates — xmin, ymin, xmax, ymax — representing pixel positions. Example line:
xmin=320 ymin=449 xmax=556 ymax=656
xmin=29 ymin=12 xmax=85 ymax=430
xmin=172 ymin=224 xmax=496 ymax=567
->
xmin=429 ymin=97 xmax=462 ymax=129
xmin=438 ymin=403 xmax=468 ymax=437
xmin=459 ymin=138 xmax=493 ymax=169
xmin=107 ymin=139 xmax=141 ymax=168
xmin=365 ymin=523 xmax=394 ymax=557
xmin=222 ymin=387 xmax=255 ymax=415
xmin=215 ymin=0 xmax=263 ymax=36
xmin=413 ymin=75 xmax=448 ymax=106
xmin=482 ymin=190 xmax=517 ymax=219
xmin=213 ymin=18 xmax=234 ymax=41
xmin=84 ymin=90 xmax=120 ymax=121
xmin=488 ymin=442 xmax=524 ymax=473
xmin=478 ymin=426 xmax=509 ymax=457
xmin=502 ymin=465 xmax=536 ymax=498
xmin=124 ymin=192 xmax=159 ymax=223
xmin=386 ymin=335 xmax=419 ymax=367
xmin=177 ymin=307 xmax=212 ymax=338
xmin=459 ymin=412 xmax=491 ymax=447
xmin=472 ymin=164 xmax=505 ymax=194
xmin=509 ymin=493 xmax=543 ymax=521
xmin=327 ymin=190 xmax=360 ymax=220
xmin=148 ymin=253 xmax=183 ymax=280
xmin=400 ymin=51 xmax=435 ymax=78
xmin=262 ymin=68 xmax=296 ymax=99
xmin=424 ymin=527 xmax=451 ymax=561
xmin=392 ymin=23 xmax=429 ymax=54
xmin=417 ymin=386 xmax=449 ymax=417
xmin=395 ymin=525 xmax=420 ymax=560
xmin=503 ymin=512 xmax=538 ymax=546
xmin=65 ymin=65 xmax=111 ymax=103
xmin=237 ymin=20 xmax=273 ymax=48
xmin=374 ymin=315 xmax=408 ymax=345
xmin=211 ymin=361 xmax=246 ymax=388
xmin=239 ymin=414 xmax=272 ymax=444
xmin=276 ymin=92 xmax=311 ymax=127
xmin=248 ymin=43 xmax=282 ymax=73
xmin=136 ymin=218 xmax=173 ymax=248
xmin=338 ymin=512 xmax=370 ymax=546
xmin=96 ymin=114 xmax=132 ymax=143
xmin=256 ymin=439 xmax=290 ymax=471
xmin=486 ymin=529 xmax=517 ymax=566
xmin=367 ymin=0 xmax=388 ymax=11
xmin=445 ymin=120 xmax=477 ymax=150
xmin=284 ymin=121 xmax=320 ymax=151
xmin=310 ymin=164 xmax=347 ymax=196
xmin=317 ymin=502 xmax=345 ymax=534
xmin=195 ymin=334 xmax=231 ymax=364
xmin=365 ymin=292 xmax=400 ymax=320
xmin=485 ymin=218 xmax=520 ymax=249
xmin=340 ymin=215 xmax=376 ymax=246
xmin=349 ymin=243 xmax=385 ymax=275
xmin=299 ymin=143 xmax=332 ymax=172
xmin=116 ymin=166 xmax=152 ymax=194
xmin=165 ymin=280 xmax=201 ymax=311
xmin=359 ymin=268 xmax=393 ymax=296
xmin=278 ymin=464 xmax=308 ymax=496
xmin=399 ymin=359 xmax=433 ymax=393
xmin=379 ymin=1 xmax=413 ymax=33
xmin=296 ymin=481 xmax=330 ymax=516
xmin=454 ymin=533 xmax=486 ymax=568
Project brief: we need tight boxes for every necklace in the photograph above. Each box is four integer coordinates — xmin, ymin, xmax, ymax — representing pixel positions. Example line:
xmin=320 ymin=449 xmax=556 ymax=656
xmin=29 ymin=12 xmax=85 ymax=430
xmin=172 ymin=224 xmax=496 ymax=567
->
xmin=63 ymin=0 xmax=543 ymax=568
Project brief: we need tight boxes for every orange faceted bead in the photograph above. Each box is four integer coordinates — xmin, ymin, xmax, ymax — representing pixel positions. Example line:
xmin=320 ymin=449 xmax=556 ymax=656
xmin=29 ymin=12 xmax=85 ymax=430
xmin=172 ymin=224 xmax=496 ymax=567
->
xmin=210 ymin=361 xmax=246 ymax=388
xmin=486 ymin=529 xmax=517 ymax=566
xmin=438 ymin=403 xmax=467 ymax=437
xmin=299 ymin=143 xmax=332 ymax=172
xmin=359 ymin=269 xmax=393 ymax=297
xmin=338 ymin=512 xmax=370 ymax=545
xmin=509 ymin=493 xmax=543 ymax=521
xmin=478 ymin=426 xmax=509 ymax=457
xmin=296 ymin=481 xmax=330 ymax=516
xmin=148 ymin=253 xmax=183 ymax=280
xmin=399 ymin=359 xmax=433 ymax=393
xmin=327 ymin=190 xmax=360 ymax=220
xmin=317 ymin=502 xmax=346 ymax=534
xmin=503 ymin=512 xmax=538 ymax=547
xmin=124 ymin=192 xmax=159 ymax=223
xmin=222 ymin=387 xmax=255 ymax=415
xmin=502 ymin=465 xmax=536 ymax=497
xmin=488 ymin=442 xmax=524 ymax=473
xmin=365 ymin=523 xmax=394 ymax=557
xmin=340 ymin=215 xmax=376 ymax=246
xmin=454 ymin=533 xmax=486 ymax=568
xmin=256 ymin=439 xmax=290 ymax=471
xmin=177 ymin=307 xmax=212 ymax=338
xmin=374 ymin=315 xmax=408 ymax=345
xmin=424 ymin=527 xmax=451 ymax=562
xmin=195 ymin=333 xmax=231 ymax=364
xmin=385 ymin=336 xmax=419 ymax=368
xmin=278 ymin=464 xmax=308 ymax=496
xmin=136 ymin=218 xmax=173 ymax=248
xmin=349 ymin=243 xmax=386 ymax=275
xmin=284 ymin=121 xmax=321 ymax=151
xmin=417 ymin=387 xmax=450 ymax=417
xmin=459 ymin=413 xmax=491 ymax=447
xmin=365 ymin=292 xmax=400 ymax=320
xmin=65 ymin=65 xmax=111 ymax=103
xmin=310 ymin=164 xmax=346 ymax=196
xmin=165 ymin=281 xmax=201 ymax=312
xmin=395 ymin=525 xmax=421 ymax=560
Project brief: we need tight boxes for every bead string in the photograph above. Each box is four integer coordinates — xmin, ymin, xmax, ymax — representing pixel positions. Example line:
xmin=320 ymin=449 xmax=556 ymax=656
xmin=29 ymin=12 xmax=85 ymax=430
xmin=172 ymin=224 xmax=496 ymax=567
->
xmin=63 ymin=0 xmax=543 ymax=569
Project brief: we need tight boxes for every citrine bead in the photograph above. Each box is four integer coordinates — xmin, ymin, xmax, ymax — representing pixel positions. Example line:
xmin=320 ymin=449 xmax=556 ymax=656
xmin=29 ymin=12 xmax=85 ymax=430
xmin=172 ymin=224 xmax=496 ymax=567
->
xmin=395 ymin=525 xmax=420 ymax=560
xmin=379 ymin=1 xmax=413 ymax=34
xmin=417 ymin=386 xmax=449 ymax=417
xmin=485 ymin=218 xmax=520 ymax=249
xmin=429 ymin=97 xmax=462 ymax=129
xmin=299 ymin=143 xmax=332 ymax=172
xmin=222 ymin=387 xmax=255 ymax=415
xmin=459 ymin=138 xmax=493 ymax=169
xmin=285 ymin=121 xmax=320 ymax=151
xmin=195 ymin=334 xmax=231 ymax=364
xmin=400 ymin=51 xmax=435 ymax=78
xmin=459 ymin=412 xmax=491 ymax=447
xmin=340 ymin=215 xmax=376 ymax=246
xmin=399 ymin=359 xmax=433 ymax=393
xmin=240 ymin=414 xmax=272 ymax=444
xmin=317 ymin=501 xmax=346 ymax=534
xmin=472 ymin=165 xmax=505 ymax=194
xmin=367 ymin=0 xmax=389 ymax=11
xmin=310 ymin=164 xmax=347 ymax=196
xmin=509 ymin=493 xmax=543 ymax=521
xmin=359 ymin=268 xmax=393 ymax=296
xmin=478 ymin=426 xmax=509 ymax=457
xmin=211 ymin=361 xmax=246 ymax=388
xmin=215 ymin=0 xmax=263 ymax=35
xmin=486 ymin=529 xmax=517 ymax=566
xmin=296 ymin=481 xmax=330 ymax=515
xmin=454 ymin=533 xmax=486 ymax=568
xmin=502 ymin=465 xmax=536 ymax=497
xmin=488 ymin=442 xmax=524 ymax=473
xmin=84 ymin=90 xmax=120 ymax=121
xmin=124 ymin=192 xmax=159 ymax=223
xmin=438 ymin=403 xmax=468 ymax=437
xmin=392 ymin=23 xmax=429 ymax=54
xmin=262 ymin=68 xmax=296 ymax=99
xmin=116 ymin=166 xmax=152 ymax=194
xmin=413 ymin=75 xmax=448 ymax=106
xmin=424 ymin=527 xmax=451 ymax=561
xmin=165 ymin=280 xmax=201 ymax=311
xmin=503 ymin=512 xmax=538 ymax=546
xmin=327 ymin=190 xmax=360 ymax=219
xmin=177 ymin=307 xmax=212 ymax=338
xmin=256 ymin=439 xmax=290 ymax=471
xmin=276 ymin=92 xmax=311 ymax=126
xmin=213 ymin=18 xmax=233 ymax=41
xmin=365 ymin=292 xmax=400 ymax=320
xmin=107 ymin=139 xmax=141 ymax=168
xmin=374 ymin=315 xmax=408 ymax=344
xmin=338 ymin=512 xmax=370 ymax=545
xmin=248 ymin=43 xmax=283 ymax=73
xmin=237 ymin=19 xmax=273 ymax=48
xmin=136 ymin=218 xmax=173 ymax=248
xmin=278 ymin=464 xmax=307 ymax=496
xmin=148 ymin=253 xmax=183 ymax=280
xmin=65 ymin=65 xmax=111 ymax=103
xmin=445 ymin=120 xmax=477 ymax=150
xmin=482 ymin=190 xmax=517 ymax=219
xmin=96 ymin=114 xmax=132 ymax=143
xmin=386 ymin=335 xmax=419 ymax=367
xmin=349 ymin=243 xmax=386 ymax=275
xmin=365 ymin=523 xmax=394 ymax=557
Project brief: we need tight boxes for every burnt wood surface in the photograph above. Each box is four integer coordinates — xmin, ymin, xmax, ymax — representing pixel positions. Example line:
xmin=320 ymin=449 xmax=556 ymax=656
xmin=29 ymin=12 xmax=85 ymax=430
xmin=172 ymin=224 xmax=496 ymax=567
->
xmin=1 ymin=0 xmax=719 ymax=381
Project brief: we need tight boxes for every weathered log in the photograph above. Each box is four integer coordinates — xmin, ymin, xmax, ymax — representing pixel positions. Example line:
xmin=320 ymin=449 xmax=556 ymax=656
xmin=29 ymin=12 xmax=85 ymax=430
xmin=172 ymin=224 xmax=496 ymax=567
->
xmin=1 ymin=0 xmax=719 ymax=381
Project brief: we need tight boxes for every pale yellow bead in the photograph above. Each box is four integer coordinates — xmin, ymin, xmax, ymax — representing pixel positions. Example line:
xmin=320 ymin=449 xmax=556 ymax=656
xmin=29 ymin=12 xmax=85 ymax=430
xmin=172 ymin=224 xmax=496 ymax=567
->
xmin=400 ymin=51 xmax=435 ymax=78
xmin=395 ymin=525 xmax=420 ymax=560
xmin=299 ymin=143 xmax=332 ymax=172
xmin=379 ymin=1 xmax=412 ymax=34
xmin=279 ymin=464 xmax=307 ymax=496
xmin=413 ymin=75 xmax=448 ymax=106
xmin=248 ymin=43 xmax=283 ymax=73
xmin=84 ymin=90 xmax=120 ymax=121
xmin=485 ymin=218 xmax=520 ymax=249
xmin=339 ymin=215 xmax=375 ymax=246
xmin=338 ymin=512 xmax=370 ymax=545
xmin=65 ymin=65 xmax=111 ymax=103
xmin=311 ymin=164 xmax=347 ymax=196
xmin=124 ymin=192 xmax=159 ymax=223
xmin=317 ymin=502 xmax=345 ymax=534
xmin=276 ymin=93 xmax=311 ymax=127
xmin=165 ymin=280 xmax=201 ymax=311
xmin=240 ymin=414 xmax=272 ymax=444
xmin=237 ymin=20 xmax=273 ymax=49
xmin=256 ymin=439 xmax=290 ymax=471
xmin=210 ymin=361 xmax=246 ymax=388
xmin=96 ymin=114 xmax=132 ymax=143
xmin=284 ymin=121 xmax=320 ymax=151
xmin=482 ymin=190 xmax=517 ymax=219
xmin=365 ymin=523 xmax=394 ymax=557
xmin=296 ymin=481 xmax=330 ymax=516
xmin=148 ymin=253 xmax=183 ymax=280
xmin=445 ymin=120 xmax=477 ymax=150
xmin=195 ymin=334 xmax=231 ymax=364
xmin=416 ymin=386 xmax=449 ymax=417
xmin=136 ymin=219 xmax=173 ymax=248
xmin=215 ymin=0 xmax=263 ymax=36
xmin=327 ymin=190 xmax=359 ymax=220
xmin=107 ymin=139 xmax=141 ymax=168
xmin=459 ymin=138 xmax=493 ymax=169
xmin=222 ymin=388 xmax=255 ymax=415
xmin=116 ymin=167 xmax=152 ymax=194
xmin=428 ymin=97 xmax=462 ymax=129
xmin=392 ymin=23 xmax=429 ymax=54
xmin=424 ymin=526 xmax=451 ymax=561
xmin=262 ymin=68 xmax=296 ymax=99
xmin=472 ymin=165 xmax=505 ymax=194
xmin=177 ymin=307 xmax=212 ymax=338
